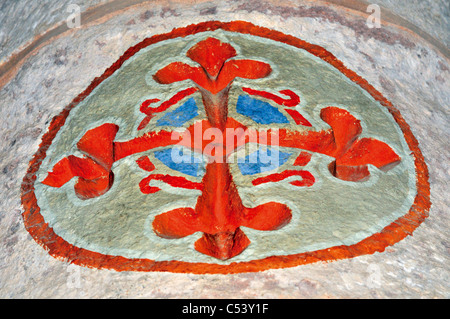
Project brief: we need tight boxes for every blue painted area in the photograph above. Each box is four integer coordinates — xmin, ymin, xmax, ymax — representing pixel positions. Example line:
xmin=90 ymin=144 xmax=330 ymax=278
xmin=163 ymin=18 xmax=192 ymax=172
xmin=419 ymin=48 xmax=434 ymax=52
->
xmin=156 ymin=98 xmax=198 ymax=127
xmin=238 ymin=147 xmax=291 ymax=175
xmin=154 ymin=147 xmax=206 ymax=177
xmin=236 ymin=95 xmax=289 ymax=124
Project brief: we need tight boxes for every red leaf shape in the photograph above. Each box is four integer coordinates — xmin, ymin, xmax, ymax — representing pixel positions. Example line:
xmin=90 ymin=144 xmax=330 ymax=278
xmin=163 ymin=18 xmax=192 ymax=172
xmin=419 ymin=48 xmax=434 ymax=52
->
xmin=77 ymin=123 xmax=119 ymax=169
xmin=338 ymin=138 xmax=401 ymax=169
xmin=215 ymin=59 xmax=271 ymax=93
xmin=320 ymin=106 xmax=362 ymax=157
xmin=41 ymin=157 xmax=74 ymax=188
xmin=153 ymin=62 xmax=206 ymax=85
xmin=241 ymin=202 xmax=292 ymax=231
xmin=152 ymin=207 xmax=199 ymax=239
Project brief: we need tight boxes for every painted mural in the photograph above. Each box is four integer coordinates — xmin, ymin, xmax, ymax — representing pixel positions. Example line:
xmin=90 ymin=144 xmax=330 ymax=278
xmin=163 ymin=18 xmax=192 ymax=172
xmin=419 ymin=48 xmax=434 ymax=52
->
xmin=21 ymin=21 xmax=430 ymax=273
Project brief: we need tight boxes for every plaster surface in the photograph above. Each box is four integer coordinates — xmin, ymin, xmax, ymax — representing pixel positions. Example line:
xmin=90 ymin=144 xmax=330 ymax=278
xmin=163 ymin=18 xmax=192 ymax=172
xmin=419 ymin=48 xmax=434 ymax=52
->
xmin=0 ymin=0 xmax=448 ymax=298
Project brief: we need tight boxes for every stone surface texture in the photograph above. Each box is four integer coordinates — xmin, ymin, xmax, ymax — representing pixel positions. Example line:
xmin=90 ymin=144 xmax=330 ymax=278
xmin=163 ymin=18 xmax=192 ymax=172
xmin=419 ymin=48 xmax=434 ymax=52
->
xmin=373 ymin=0 xmax=449 ymax=48
xmin=0 ymin=0 xmax=448 ymax=298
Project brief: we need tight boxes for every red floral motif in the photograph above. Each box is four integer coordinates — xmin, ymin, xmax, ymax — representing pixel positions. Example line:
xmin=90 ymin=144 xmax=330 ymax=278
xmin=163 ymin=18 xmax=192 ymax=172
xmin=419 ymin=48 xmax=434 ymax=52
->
xmin=153 ymin=37 xmax=272 ymax=95
xmin=41 ymin=37 xmax=401 ymax=260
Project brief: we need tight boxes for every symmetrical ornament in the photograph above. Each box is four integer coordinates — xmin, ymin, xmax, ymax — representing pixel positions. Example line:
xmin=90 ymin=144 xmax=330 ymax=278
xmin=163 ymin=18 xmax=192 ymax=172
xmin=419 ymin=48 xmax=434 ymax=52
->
xmin=21 ymin=21 xmax=430 ymax=273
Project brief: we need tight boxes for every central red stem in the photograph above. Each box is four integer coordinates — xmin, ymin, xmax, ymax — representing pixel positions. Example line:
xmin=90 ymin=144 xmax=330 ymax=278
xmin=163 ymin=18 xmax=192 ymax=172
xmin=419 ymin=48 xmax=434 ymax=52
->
xmin=192 ymin=87 xmax=252 ymax=259
xmin=199 ymin=86 xmax=230 ymax=130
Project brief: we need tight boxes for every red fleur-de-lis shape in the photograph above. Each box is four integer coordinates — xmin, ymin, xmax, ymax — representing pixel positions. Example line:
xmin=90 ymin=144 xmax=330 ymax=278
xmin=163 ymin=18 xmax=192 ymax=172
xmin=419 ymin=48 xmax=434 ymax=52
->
xmin=153 ymin=37 xmax=272 ymax=95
